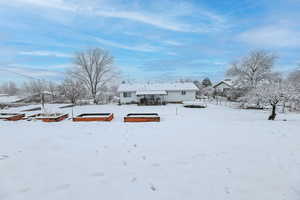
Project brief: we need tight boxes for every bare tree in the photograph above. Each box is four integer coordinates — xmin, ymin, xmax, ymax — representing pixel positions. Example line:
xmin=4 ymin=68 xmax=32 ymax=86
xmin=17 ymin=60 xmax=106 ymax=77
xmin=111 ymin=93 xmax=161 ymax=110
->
xmin=226 ymin=50 xmax=278 ymax=89
xmin=47 ymin=81 xmax=57 ymax=102
xmin=22 ymin=79 xmax=47 ymax=96
xmin=72 ymin=48 xmax=115 ymax=104
xmin=60 ymin=78 xmax=86 ymax=104
xmin=0 ymin=81 xmax=18 ymax=96
xmin=288 ymin=68 xmax=300 ymax=92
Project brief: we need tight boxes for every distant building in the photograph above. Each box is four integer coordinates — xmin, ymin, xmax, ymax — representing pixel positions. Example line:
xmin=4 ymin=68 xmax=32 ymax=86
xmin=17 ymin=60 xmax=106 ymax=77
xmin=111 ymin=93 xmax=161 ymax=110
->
xmin=118 ymin=82 xmax=198 ymax=105
xmin=213 ymin=79 xmax=234 ymax=94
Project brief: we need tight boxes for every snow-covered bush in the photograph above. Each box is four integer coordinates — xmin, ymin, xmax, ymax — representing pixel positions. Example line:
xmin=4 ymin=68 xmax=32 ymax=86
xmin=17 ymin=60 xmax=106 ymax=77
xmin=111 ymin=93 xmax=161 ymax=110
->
xmin=243 ymin=81 xmax=297 ymax=120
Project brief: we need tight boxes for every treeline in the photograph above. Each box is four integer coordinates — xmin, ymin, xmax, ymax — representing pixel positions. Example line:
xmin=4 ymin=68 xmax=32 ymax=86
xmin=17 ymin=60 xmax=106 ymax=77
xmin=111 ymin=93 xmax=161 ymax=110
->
xmin=0 ymin=48 xmax=119 ymax=104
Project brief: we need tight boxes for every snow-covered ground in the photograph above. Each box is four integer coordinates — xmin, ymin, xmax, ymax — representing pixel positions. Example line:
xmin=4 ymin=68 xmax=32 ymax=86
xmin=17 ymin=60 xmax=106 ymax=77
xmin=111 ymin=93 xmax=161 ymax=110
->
xmin=1 ymin=104 xmax=300 ymax=200
xmin=0 ymin=96 xmax=21 ymax=104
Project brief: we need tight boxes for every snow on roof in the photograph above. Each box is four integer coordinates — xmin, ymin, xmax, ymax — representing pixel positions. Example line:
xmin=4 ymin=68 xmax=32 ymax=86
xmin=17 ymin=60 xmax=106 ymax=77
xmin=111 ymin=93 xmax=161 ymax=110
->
xmin=213 ymin=79 xmax=234 ymax=88
xmin=136 ymin=90 xmax=167 ymax=95
xmin=118 ymin=82 xmax=198 ymax=92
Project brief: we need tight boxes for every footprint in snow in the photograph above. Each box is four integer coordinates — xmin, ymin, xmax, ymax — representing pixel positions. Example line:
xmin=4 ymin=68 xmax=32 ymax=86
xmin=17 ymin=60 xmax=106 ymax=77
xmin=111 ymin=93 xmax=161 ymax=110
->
xmin=131 ymin=177 xmax=137 ymax=183
xmin=0 ymin=155 xmax=9 ymax=160
xmin=224 ymin=186 xmax=230 ymax=194
xmin=226 ymin=168 xmax=232 ymax=174
xmin=149 ymin=184 xmax=157 ymax=191
xmin=152 ymin=163 xmax=160 ymax=167
xmin=18 ymin=187 xmax=31 ymax=193
xmin=55 ymin=184 xmax=71 ymax=191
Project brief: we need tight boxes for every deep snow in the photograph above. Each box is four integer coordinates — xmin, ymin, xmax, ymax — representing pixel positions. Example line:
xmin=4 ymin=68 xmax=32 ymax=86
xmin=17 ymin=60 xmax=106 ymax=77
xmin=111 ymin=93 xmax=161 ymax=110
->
xmin=1 ymin=104 xmax=300 ymax=200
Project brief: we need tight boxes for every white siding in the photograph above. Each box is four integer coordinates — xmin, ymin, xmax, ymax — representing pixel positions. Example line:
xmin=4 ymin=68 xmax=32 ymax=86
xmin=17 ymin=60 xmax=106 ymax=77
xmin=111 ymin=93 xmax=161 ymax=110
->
xmin=166 ymin=90 xmax=196 ymax=102
xmin=119 ymin=92 xmax=137 ymax=104
xmin=119 ymin=90 xmax=196 ymax=104
xmin=215 ymin=83 xmax=231 ymax=92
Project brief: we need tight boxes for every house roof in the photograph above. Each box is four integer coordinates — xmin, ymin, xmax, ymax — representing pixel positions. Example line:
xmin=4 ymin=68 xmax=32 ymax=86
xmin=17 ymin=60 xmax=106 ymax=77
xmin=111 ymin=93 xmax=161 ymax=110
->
xmin=118 ymin=82 xmax=198 ymax=92
xmin=213 ymin=79 xmax=234 ymax=88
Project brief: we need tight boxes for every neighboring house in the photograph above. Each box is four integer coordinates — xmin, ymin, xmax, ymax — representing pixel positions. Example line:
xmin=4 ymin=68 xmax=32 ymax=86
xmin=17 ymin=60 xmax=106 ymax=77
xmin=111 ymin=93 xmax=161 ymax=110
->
xmin=213 ymin=79 xmax=234 ymax=94
xmin=118 ymin=82 xmax=198 ymax=105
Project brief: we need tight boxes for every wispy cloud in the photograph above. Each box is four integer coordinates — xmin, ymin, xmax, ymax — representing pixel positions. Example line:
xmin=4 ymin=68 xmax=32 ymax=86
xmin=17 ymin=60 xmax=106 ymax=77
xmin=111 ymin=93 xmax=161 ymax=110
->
xmin=19 ymin=50 xmax=72 ymax=58
xmin=95 ymin=37 xmax=160 ymax=52
xmin=237 ymin=25 xmax=300 ymax=48
xmin=1 ymin=0 xmax=227 ymax=33
xmin=163 ymin=40 xmax=183 ymax=46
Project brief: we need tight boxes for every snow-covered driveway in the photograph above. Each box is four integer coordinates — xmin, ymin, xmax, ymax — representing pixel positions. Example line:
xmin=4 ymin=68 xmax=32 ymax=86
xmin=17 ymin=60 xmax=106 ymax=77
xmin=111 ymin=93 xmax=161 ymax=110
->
xmin=1 ymin=104 xmax=300 ymax=200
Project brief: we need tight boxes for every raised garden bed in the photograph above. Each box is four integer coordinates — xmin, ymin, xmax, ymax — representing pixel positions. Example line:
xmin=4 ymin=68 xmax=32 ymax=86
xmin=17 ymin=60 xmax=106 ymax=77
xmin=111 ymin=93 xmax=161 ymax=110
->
xmin=34 ymin=113 xmax=69 ymax=122
xmin=183 ymin=101 xmax=207 ymax=108
xmin=21 ymin=107 xmax=41 ymax=112
xmin=73 ymin=113 xmax=114 ymax=122
xmin=0 ymin=113 xmax=25 ymax=121
xmin=124 ymin=113 xmax=160 ymax=122
xmin=245 ymin=106 xmax=264 ymax=110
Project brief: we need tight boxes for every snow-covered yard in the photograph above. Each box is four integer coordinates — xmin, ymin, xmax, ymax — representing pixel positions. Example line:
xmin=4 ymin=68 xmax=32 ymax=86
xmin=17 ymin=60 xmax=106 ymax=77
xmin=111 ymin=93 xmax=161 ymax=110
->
xmin=1 ymin=104 xmax=300 ymax=200
xmin=0 ymin=96 xmax=21 ymax=104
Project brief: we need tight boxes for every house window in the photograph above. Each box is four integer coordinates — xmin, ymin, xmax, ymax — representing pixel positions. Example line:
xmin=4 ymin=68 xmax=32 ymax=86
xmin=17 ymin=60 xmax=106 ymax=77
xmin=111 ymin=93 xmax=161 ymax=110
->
xmin=123 ymin=92 xmax=132 ymax=98
xmin=181 ymin=91 xmax=186 ymax=95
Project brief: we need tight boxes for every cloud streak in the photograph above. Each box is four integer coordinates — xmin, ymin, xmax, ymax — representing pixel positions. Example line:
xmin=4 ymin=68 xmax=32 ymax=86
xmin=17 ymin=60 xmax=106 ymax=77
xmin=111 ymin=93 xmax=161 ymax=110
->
xmin=238 ymin=25 xmax=300 ymax=48
xmin=95 ymin=37 xmax=160 ymax=52
xmin=19 ymin=50 xmax=72 ymax=58
xmin=1 ymin=0 xmax=227 ymax=33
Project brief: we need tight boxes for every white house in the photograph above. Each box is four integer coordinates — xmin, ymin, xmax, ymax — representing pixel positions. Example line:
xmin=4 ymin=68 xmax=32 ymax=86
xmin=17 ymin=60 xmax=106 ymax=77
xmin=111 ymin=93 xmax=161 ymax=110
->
xmin=118 ymin=82 xmax=198 ymax=105
xmin=213 ymin=79 xmax=234 ymax=93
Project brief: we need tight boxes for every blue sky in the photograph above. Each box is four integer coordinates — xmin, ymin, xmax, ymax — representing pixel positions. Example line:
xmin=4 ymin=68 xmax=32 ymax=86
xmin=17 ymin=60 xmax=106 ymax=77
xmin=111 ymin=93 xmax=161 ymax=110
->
xmin=0 ymin=0 xmax=300 ymax=83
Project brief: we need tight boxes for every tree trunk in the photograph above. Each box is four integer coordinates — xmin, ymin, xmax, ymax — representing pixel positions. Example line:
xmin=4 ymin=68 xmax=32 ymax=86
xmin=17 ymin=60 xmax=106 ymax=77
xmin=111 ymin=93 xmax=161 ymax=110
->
xmin=93 ymin=97 xmax=98 ymax=104
xmin=92 ymin=92 xmax=98 ymax=104
xmin=282 ymin=101 xmax=286 ymax=113
xmin=268 ymin=104 xmax=277 ymax=120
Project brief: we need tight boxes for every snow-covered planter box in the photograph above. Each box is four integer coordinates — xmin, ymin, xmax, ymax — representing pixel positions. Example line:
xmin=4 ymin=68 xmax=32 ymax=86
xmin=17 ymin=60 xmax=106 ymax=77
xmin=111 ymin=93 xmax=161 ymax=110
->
xmin=34 ymin=113 xmax=69 ymax=122
xmin=0 ymin=113 xmax=25 ymax=121
xmin=73 ymin=113 xmax=114 ymax=122
xmin=124 ymin=113 xmax=160 ymax=122
xmin=183 ymin=101 xmax=207 ymax=108
xmin=21 ymin=107 xmax=41 ymax=112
